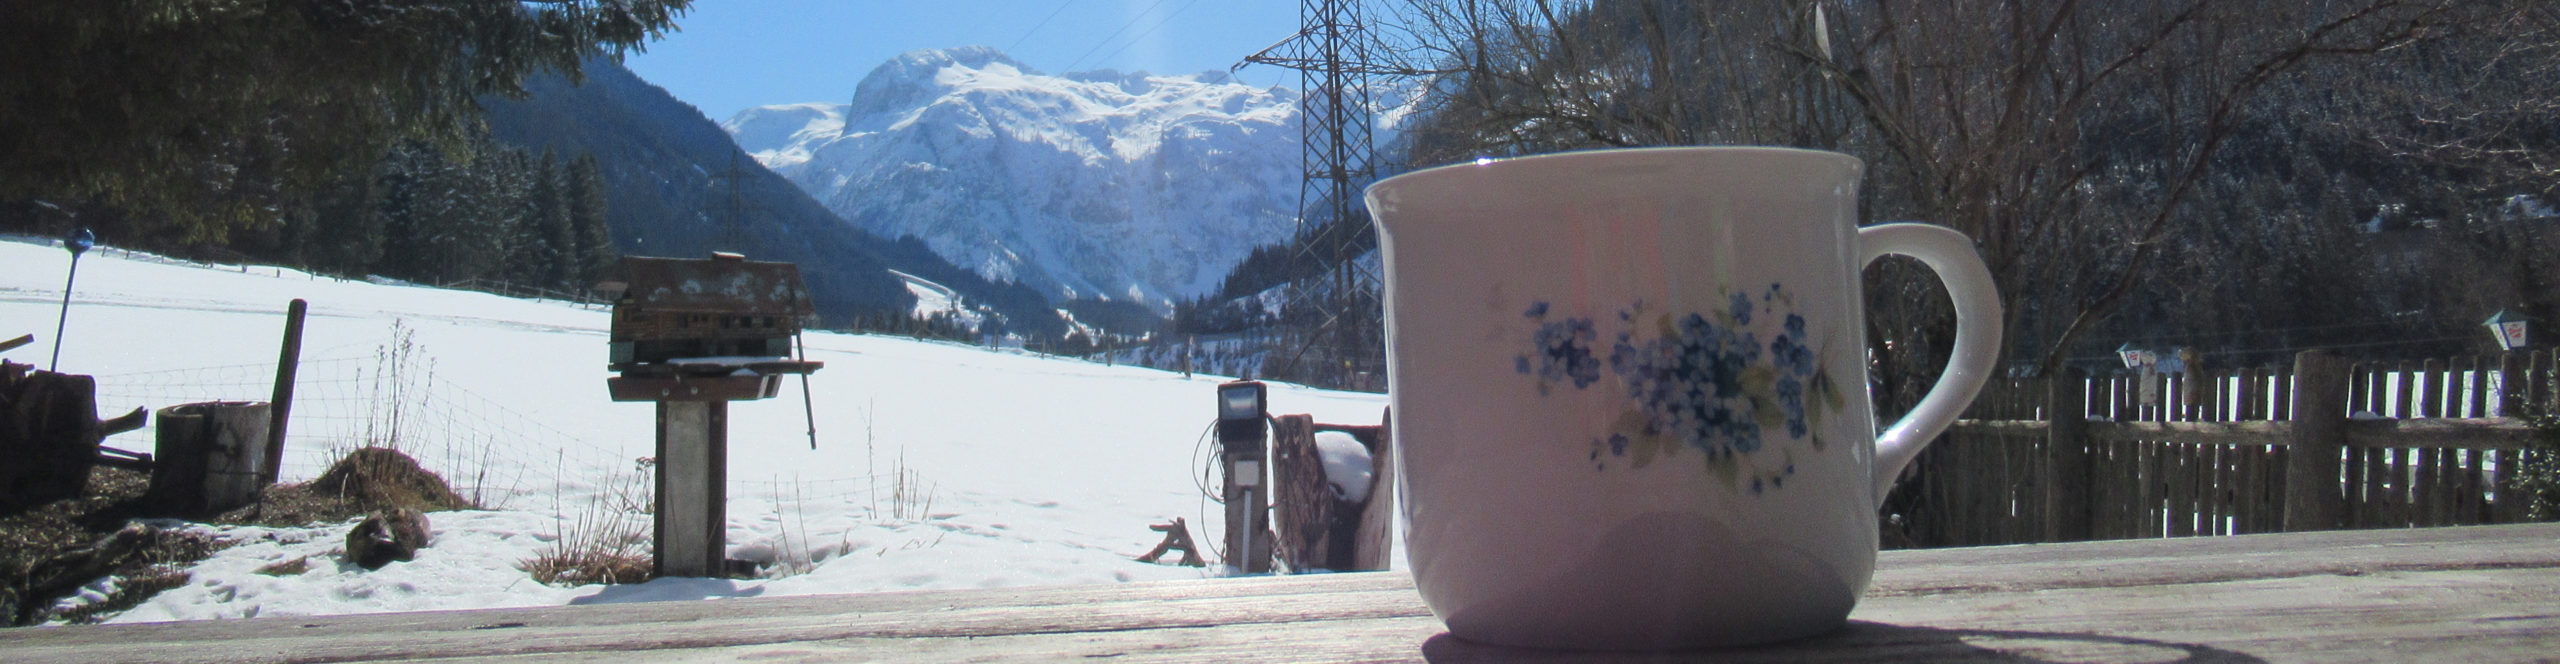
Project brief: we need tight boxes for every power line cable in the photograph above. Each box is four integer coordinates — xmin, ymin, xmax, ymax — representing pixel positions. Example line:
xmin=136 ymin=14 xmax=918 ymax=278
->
xmin=1006 ymin=0 xmax=1079 ymax=56
xmin=1061 ymin=0 xmax=1174 ymax=74
xmin=1086 ymin=0 xmax=1204 ymax=72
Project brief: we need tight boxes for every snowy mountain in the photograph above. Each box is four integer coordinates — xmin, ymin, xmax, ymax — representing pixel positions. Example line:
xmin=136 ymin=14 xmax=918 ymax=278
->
xmin=481 ymin=58 xmax=1065 ymax=337
xmin=724 ymin=47 xmax=1303 ymax=312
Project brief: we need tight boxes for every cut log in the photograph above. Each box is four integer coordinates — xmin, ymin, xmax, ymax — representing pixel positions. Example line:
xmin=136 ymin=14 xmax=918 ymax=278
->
xmin=143 ymin=402 xmax=271 ymax=516
xmin=0 ymin=366 xmax=107 ymax=511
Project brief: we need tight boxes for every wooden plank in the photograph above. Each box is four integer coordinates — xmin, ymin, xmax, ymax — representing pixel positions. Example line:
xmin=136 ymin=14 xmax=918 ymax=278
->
xmin=2344 ymin=363 xmax=2371 ymax=529
xmin=1268 ymin=414 xmax=1328 ymax=573
xmin=1353 ymin=412 xmax=1396 ymax=571
xmin=2383 ymin=363 xmax=2412 ymax=528
xmin=1957 ymin=418 xmax=2543 ymax=451
xmin=2288 ymin=351 xmax=2350 ymax=531
xmin=2167 ymin=440 xmax=2194 ymax=538
xmin=2458 ymin=447 xmax=2483 ymax=526
xmin=2044 ymin=370 xmax=2090 ymax=542
xmin=2464 ymin=356 xmax=2485 ymax=419
xmin=653 ymin=400 xmax=727 ymax=579
xmin=2106 ymin=437 xmax=2131 ymax=541
xmin=2145 ymin=437 xmax=2166 ymax=539
xmin=9 ymin=525 xmax=2559 ymax=664
xmin=2415 ymin=361 xmax=2441 ymax=527
xmin=2235 ymin=368 xmax=2263 ymax=534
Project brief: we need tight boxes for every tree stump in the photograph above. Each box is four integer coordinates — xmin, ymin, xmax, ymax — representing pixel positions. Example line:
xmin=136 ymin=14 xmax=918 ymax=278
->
xmin=0 ymin=362 xmax=107 ymax=512
xmin=143 ymin=401 xmax=271 ymax=516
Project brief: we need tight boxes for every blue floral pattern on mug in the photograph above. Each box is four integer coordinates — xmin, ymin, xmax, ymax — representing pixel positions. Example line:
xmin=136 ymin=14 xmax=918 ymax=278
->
xmin=1519 ymin=283 xmax=1848 ymax=495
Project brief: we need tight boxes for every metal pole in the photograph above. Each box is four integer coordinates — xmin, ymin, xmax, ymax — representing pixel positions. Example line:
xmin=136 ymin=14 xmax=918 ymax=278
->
xmin=49 ymin=252 xmax=80 ymax=371
xmin=796 ymin=330 xmax=818 ymax=450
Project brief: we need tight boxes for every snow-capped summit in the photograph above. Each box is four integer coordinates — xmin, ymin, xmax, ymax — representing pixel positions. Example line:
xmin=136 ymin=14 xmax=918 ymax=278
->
xmin=724 ymin=103 xmax=843 ymax=170
xmin=723 ymin=46 xmax=1302 ymax=311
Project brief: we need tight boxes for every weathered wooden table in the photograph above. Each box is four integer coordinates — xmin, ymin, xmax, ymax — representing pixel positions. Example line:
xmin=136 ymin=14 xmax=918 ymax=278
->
xmin=7 ymin=523 xmax=2557 ymax=662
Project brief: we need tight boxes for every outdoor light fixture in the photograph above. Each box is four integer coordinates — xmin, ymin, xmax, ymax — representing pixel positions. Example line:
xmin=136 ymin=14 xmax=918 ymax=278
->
xmin=2116 ymin=343 xmax=2157 ymax=371
xmin=1219 ymin=380 xmax=1267 ymax=488
xmin=2486 ymin=310 xmax=2530 ymax=352
xmin=1217 ymin=380 xmax=1268 ymax=443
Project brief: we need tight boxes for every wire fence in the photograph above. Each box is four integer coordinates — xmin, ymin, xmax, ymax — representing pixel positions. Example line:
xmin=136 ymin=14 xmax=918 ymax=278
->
xmin=87 ymin=341 xmax=939 ymax=519
xmin=91 ymin=348 xmax=636 ymax=512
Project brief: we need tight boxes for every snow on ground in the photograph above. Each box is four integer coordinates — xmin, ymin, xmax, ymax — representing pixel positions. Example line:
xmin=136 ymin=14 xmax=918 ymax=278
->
xmin=0 ymin=235 xmax=1387 ymax=624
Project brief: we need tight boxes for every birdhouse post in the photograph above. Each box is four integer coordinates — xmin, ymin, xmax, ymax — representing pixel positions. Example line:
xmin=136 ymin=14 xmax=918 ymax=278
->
xmin=603 ymin=252 xmax=822 ymax=578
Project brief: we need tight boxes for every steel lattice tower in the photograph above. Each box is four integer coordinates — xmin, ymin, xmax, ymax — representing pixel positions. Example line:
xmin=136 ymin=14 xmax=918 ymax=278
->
xmin=1244 ymin=0 xmax=1416 ymax=390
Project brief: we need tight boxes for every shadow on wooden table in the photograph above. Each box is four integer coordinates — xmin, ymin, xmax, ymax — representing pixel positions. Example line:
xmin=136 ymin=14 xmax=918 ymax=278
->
xmin=1419 ymin=620 xmax=2266 ymax=663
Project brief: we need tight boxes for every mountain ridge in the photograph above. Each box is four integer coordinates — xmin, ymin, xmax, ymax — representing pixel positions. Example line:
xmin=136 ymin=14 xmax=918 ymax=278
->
xmin=725 ymin=46 xmax=1304 ymax=313
xmin=480 ymin=57 xmax=1063 ymax=336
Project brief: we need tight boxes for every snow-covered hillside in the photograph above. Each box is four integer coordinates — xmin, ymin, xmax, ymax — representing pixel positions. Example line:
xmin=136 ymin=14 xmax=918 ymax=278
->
xmin=0 ymin=236 xmax=1385 ymax=623
xmin=724 ymin=47 xmax=1302 ymax=311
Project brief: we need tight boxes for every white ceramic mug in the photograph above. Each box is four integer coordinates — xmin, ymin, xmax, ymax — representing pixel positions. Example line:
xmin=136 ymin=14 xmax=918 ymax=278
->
xmin=1365 ymin=147 xmax=2000 ymax=650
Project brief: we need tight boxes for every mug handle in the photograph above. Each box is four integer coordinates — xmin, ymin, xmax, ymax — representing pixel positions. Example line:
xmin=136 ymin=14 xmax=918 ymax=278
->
xmin=1857 ymin=223 xmax=2003 ymax=506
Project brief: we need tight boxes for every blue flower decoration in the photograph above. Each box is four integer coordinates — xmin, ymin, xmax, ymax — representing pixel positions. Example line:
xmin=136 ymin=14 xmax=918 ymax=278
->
xmin=1527 ymin=286 xmax=1833 ymax=494
xmin=1519 ymin=302 xmax=1601 ymax=390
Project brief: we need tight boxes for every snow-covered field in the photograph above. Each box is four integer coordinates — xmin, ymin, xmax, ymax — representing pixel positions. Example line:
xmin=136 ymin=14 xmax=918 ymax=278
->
xmin=0 ymin=235 xmax=1386 ymax=624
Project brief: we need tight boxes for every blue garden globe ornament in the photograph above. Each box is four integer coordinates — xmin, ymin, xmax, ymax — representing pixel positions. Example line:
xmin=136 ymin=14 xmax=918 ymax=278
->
xmin=64 ymin=227 xmax=93 ymax=255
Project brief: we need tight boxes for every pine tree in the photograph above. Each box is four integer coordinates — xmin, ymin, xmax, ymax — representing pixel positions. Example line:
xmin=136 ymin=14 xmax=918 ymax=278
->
xmin=304 ymin=169 xmax=387 ymax=277
xmin=568 ymin=154 xmax=618 ymax=287
xmin=0 ymin=1 xmax=691 ymax=245
xmin=532 ymin=150 xmax=576 ymax=290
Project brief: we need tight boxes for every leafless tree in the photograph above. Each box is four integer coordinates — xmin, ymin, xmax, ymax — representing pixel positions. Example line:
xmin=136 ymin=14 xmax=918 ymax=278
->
xmin=1380 ymin=0 xmax=2503 ymax=383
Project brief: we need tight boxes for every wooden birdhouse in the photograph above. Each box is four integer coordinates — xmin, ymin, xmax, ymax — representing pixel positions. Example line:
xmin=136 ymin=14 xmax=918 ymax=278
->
xmin=598 ymin=251 xmax=824 ymax=578
xmin=603 ymin=252 xmax=822 ymax=402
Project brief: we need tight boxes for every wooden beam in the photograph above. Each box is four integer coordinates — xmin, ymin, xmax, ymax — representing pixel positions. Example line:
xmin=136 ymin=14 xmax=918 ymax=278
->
xmin=7 ymin=524 xmax=2559 ymax=663
xmin=2093 ymin=420 xmax=2284 ymax=446
xmin=655 ymin=400 xmax=728 ymax=578
xmin=1351 ymin=409 xmax=1394 ymax=572
xmin=1953 ymin=418 xmax=2541 ymax=451
xmin=2042 ymin=369 xmax=2091 ymax=542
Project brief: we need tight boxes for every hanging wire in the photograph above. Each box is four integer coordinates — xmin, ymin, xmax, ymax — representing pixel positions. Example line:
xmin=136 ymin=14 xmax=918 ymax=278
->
xmin=1188 ymin=418 xmax=1225 ymax=561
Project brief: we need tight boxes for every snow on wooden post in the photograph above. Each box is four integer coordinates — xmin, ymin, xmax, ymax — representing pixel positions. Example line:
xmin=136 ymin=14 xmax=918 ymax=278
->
xmin=1269 ymin=410 xmax=1390 ymax=573
xmin=603 ymin=253 xmax=823 ymax=579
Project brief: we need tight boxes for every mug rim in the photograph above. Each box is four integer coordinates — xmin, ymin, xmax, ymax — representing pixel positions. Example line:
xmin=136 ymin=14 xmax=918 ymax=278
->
xmin=1368 ymin=146 xmax=1863 ymax=196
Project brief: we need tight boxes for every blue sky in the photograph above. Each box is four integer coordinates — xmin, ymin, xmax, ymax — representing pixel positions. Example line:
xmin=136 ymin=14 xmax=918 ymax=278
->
xmin=623 ymin=0 xmax=1306 ymax=122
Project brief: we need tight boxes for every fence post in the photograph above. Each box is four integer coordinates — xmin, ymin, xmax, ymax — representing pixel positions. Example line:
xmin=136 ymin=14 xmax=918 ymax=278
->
xmin=2499 ymin=351 xmax=2525 ymax=417
xmin=2284 ymin=350 xmax=2350 ymax=532
xmin=2043 ymin=368 xmax=2091 ymax=542
xmin=264 ymin=298 xmax=306 ymax=486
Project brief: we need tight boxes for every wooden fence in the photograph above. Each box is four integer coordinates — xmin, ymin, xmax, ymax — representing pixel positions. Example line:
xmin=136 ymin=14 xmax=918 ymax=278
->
xmin=1894 ymin=349 xmax=2558 ymax=548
